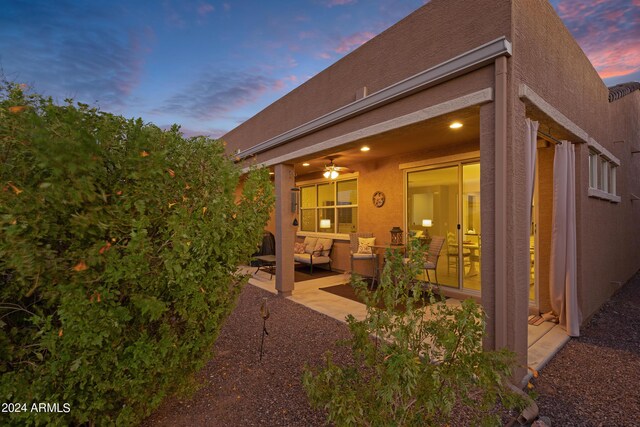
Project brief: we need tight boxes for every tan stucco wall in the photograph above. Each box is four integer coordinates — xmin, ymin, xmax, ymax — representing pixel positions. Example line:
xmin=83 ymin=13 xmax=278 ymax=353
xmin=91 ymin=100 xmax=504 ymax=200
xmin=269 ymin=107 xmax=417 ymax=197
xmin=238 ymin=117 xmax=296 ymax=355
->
xmin=223 ymin=0 xmax=511 ymax=155
xmin=513 ymin=0 xmax=640 ymax=322
xmin=576 ymin=95 xmax=640 ymax=318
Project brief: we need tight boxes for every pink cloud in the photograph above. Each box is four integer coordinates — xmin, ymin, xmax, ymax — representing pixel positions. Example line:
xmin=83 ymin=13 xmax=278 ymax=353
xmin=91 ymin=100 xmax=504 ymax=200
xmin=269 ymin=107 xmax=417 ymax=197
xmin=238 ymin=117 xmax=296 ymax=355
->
xmin=154 ymin=71 xmax=289 ymax=121
xmin=285 ymin=56 xmax=298 ymax=68
xmin=315 ymin=52 xmax=332 ymax=60
xmin=326 ymin=0 xmax=357 ymax=7
xmin=115 ymin=27 xmax=156 ymax=96
xmin=588 ymin=44 xmax=640 ymax=79
xmin=604 ymin=9 xmax=625 ymax=20
xmin=553 ymin=0 xmax=640 ymax=81
xmin=334 ymin=31 xmax=375 ymax=54
xmin=299 ymin=31 xmax=316 ymax=40
xmin=197 ymin=3 xmax=214 ymax=16
xmin=271 ymin=80 xmax=286 ymax=92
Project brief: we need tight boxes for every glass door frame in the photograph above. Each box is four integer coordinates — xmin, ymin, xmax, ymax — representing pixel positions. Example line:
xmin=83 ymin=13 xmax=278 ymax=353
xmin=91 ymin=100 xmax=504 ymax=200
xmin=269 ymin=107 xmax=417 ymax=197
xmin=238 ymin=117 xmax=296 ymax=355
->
xmin=403 ymin=156 xmax=481 ymax=296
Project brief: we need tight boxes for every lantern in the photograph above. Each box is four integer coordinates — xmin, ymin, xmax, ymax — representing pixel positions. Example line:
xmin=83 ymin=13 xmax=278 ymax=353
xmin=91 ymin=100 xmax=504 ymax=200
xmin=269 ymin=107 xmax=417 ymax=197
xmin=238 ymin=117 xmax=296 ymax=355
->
xmin=390 ymin=226 xmax=403 ymax=246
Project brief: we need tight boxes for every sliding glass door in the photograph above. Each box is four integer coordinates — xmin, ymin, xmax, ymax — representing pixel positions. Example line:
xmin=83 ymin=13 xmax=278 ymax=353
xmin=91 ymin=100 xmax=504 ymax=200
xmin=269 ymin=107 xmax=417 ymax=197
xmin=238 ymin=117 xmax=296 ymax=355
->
xmin=461 ymin=163 xmax=481 ymax=292
xmin=406 ymin=161 xmax=481 ymax=293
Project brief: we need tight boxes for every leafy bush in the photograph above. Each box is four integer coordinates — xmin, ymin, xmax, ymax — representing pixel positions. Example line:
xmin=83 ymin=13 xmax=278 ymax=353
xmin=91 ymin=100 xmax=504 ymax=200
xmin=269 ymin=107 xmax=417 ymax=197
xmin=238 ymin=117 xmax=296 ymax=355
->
xmin=303 ymin=241 xmax=525 ymax=426
xmin=0 ymin=82 xmax=274 ymax=425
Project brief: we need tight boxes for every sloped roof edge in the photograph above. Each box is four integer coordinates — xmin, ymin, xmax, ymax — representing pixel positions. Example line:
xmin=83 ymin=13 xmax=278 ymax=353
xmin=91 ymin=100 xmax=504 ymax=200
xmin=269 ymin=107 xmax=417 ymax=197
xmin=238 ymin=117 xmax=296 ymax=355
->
xmin=608 ymin=82 xmax=640 ymax=102
xmin=236 ymin=37 xmax=512 ymax=159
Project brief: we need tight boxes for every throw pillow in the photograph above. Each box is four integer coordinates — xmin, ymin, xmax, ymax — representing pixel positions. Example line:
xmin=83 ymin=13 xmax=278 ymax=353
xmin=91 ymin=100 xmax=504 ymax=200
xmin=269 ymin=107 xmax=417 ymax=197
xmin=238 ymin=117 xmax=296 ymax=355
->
xmin=313 ymin=242 xmax=324 ymax=256
xmin=316 ymin=238 xmax=333 ymax=256
xmin=357 ymin=237 xmax=376 ymax=254
xmin=357 ymin=243 xmax=373 ymax=254
xmin=303 ymin=237 xmax=318 ymax=254
xmin=294 ymin=242 xmax=306 ymax=254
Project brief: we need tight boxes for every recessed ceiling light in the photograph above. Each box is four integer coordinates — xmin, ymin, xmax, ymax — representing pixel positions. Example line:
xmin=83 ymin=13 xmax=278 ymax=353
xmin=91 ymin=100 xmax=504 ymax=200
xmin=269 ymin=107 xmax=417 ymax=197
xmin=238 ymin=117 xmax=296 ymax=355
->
xmin=302 ymin=162 xmax=310 ymax=166
xmin=449 ymin=122 xmax=463 ymax=129
xmin=360 ymin=146 xmax=370 ymax=152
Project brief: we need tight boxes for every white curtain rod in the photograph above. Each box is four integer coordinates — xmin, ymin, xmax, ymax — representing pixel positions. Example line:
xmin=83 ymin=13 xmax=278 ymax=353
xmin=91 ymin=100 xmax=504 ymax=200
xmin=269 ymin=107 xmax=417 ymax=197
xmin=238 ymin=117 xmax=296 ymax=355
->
xmin=537 ymin=130 xmax=562 ymax=145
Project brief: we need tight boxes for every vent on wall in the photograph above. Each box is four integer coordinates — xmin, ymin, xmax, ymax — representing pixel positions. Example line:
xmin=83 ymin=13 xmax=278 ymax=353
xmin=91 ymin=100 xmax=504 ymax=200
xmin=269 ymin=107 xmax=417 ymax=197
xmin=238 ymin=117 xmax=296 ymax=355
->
xmin=355 ymin=86 xmax=368 ymax=101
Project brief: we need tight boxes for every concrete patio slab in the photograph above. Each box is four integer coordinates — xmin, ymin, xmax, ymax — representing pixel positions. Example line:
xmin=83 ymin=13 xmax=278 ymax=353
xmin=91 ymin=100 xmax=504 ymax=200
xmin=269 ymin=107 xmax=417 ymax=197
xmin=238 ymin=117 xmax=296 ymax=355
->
xmin=241 ymin=266 xmax=569 ymax=374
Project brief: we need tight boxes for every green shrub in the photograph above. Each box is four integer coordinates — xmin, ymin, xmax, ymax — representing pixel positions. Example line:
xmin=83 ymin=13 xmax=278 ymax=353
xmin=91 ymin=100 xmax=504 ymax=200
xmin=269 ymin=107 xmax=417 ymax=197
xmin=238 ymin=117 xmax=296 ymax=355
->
xmin=303 ymin=241 xmax=525 ymax=426
xmin=0 ymin=82 xmax=274 ymax=425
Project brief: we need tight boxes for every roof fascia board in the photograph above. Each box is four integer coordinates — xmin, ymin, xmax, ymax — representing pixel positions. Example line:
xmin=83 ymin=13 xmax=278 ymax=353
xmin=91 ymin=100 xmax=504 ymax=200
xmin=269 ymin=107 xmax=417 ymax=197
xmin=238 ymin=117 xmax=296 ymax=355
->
xmin=242 ymin=87 xmax=493 ymax=173
xmin=238 ymin=37 xmax=512 ymax=159
xmin=518 ymin=84 xmax=589 ymax=143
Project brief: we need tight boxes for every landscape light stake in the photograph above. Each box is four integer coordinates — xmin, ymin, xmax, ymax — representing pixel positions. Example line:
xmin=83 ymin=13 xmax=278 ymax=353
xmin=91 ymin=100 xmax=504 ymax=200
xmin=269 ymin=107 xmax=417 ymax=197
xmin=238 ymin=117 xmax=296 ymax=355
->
xmin=259 ymin=297 xmax=270 ymax=361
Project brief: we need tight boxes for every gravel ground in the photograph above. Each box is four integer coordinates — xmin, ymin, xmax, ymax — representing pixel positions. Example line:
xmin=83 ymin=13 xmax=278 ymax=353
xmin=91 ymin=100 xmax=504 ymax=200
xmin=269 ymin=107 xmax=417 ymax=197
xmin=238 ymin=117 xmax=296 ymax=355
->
xmin=145 ymin=271 xmax=640 ymax=426
xmin=143 ymin=284 xmax=353 ymax=426
xmin=532 ymin=271 xmax=640 ymax=426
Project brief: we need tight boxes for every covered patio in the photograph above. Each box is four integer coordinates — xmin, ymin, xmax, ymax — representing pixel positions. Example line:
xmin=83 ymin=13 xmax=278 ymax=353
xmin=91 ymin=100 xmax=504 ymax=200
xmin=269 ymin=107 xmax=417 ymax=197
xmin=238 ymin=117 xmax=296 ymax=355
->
xmin=268 ymin=100 xmax=487 ymax=300
xmin=242 ymin=265 xmax=568 ymax=374
xmin=238 ymin=79 xmax=586 ymax=384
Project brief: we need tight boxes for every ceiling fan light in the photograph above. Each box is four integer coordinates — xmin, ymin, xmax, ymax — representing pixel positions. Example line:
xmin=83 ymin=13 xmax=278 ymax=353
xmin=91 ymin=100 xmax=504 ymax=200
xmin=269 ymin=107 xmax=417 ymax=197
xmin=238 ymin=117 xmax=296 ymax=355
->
xmin=323 ymin=170 xmax=330 ymax=178
xmin=330 ymin=170 xmax=339 ymax=179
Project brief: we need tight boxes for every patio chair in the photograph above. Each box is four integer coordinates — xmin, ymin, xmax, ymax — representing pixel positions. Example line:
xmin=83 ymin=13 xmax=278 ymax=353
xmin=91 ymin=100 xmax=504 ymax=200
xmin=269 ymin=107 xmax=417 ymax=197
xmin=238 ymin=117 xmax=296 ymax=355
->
xmin=349 ymin=232 xmax=378 ymax=286
xmin=294 ymin=236 xmax=333 ymax=274
xmin=423 ymin=235 xmax=445 ymax=284
xmin=446 ymin=231 xmax=470 ymax=274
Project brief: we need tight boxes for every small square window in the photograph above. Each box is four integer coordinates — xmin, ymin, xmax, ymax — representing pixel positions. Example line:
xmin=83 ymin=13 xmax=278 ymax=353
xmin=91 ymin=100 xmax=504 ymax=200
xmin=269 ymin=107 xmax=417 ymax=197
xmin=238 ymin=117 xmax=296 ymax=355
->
xmin=588 ymin=151 xmax=598 ymax=189
xmin=599 ymin=158 xmax=609 ymax=193
xmin=587 ymin=143 xmax=620 ymax=203
xmin=609 ymin=166 xmax=617 ymax=196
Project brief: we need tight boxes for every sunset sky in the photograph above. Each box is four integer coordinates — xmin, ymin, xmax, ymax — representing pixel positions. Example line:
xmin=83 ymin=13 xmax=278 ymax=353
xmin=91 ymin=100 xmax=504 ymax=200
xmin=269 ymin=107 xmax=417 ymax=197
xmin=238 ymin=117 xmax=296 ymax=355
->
xmin=1 ymin=0 xmax=638 ymax=137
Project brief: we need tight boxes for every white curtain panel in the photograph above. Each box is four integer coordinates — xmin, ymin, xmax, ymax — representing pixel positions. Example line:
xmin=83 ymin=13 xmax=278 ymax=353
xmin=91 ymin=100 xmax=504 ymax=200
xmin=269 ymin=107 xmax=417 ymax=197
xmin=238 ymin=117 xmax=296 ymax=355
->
xmin=525 ymin=118 xmax=539 ymax=218
xmin=549 ymin=141 xmax=581 ymax=336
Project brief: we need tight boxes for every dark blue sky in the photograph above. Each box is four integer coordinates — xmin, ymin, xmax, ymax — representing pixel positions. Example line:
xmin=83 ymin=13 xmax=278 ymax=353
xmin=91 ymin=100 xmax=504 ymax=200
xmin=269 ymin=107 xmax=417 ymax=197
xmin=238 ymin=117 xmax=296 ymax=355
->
xmin=1 ymin=0 xmax=638 ymax=137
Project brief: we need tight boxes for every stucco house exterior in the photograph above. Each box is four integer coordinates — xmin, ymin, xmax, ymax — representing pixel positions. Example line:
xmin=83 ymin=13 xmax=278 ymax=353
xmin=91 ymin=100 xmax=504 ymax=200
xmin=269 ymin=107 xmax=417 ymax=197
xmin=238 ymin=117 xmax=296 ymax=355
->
xmin=223 ymin=0 xmax=640 ymax=371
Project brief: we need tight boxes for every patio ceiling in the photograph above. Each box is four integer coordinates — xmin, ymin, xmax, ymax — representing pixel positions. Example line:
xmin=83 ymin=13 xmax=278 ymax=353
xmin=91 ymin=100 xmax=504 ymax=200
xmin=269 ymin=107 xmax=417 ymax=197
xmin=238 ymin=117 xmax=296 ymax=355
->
xmin=289 ymin=106 xmax=480 ymax=178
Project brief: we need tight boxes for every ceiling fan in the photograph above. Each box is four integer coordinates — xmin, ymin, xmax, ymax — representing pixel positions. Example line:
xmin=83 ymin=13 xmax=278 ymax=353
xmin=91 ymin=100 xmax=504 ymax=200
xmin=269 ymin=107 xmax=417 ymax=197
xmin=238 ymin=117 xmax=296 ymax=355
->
xmin=323 ymin=157 xmax=346 ymax=179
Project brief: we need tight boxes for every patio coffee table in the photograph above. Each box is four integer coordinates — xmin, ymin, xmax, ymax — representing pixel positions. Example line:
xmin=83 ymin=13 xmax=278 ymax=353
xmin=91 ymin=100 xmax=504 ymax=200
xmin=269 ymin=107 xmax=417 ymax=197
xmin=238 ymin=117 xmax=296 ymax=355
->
xmin=254 ymin=255 xmax=277 ymax=279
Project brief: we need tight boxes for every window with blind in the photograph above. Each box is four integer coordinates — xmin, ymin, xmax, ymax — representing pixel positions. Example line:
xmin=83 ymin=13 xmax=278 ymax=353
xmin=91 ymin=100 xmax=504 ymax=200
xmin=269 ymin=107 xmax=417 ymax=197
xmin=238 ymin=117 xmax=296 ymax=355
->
xmin=299 ymin=179 xmax=358 ymax=233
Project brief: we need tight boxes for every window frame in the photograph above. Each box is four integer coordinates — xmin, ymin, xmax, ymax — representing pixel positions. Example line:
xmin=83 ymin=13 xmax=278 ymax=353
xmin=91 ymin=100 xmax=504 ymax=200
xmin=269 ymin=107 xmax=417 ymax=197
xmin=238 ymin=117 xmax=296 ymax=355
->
xmin=588 ymin=149 xmax=598 ymax=189
xmin=599 ymin=157 xmax=609 ymax=193
xmin=609 ymin=165 xmax=617 ymax=196
xmin=587 ymin=139 xmax=620 ymax=203
xmin=297 ymin=175 xmax=359 ymax=238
